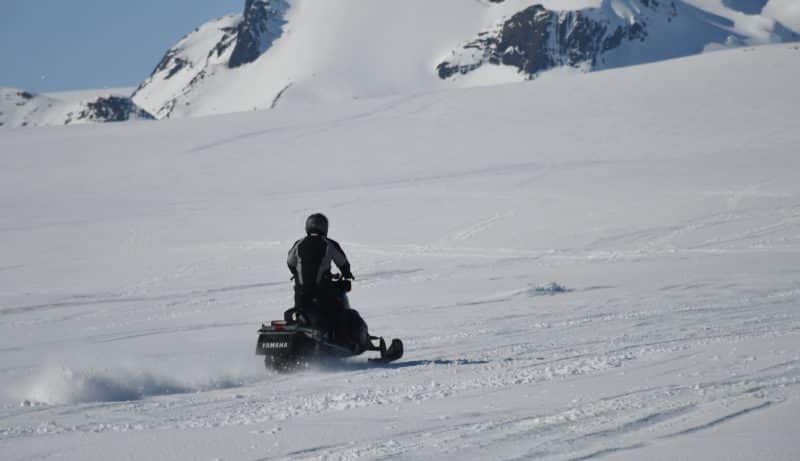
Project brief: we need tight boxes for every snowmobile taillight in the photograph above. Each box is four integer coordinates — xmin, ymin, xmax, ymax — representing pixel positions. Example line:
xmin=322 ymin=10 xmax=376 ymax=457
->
xmin=271 ymin=320 xmax=288 ymax=330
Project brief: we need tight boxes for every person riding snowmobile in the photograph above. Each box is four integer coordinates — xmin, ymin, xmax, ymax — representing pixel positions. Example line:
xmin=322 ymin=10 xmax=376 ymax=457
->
xmin=287 ymin=213 xmax=364 ymax=350
xmin=253 ymin=213 xmax=403 ymax=368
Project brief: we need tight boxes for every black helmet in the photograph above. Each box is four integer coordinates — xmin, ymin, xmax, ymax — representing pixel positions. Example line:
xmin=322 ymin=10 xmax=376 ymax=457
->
xmin=305 ymin=213 xmax=329 ymax=236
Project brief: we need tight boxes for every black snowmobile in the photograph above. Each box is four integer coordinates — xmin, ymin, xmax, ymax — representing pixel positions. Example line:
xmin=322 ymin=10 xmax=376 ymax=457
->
xmin=256 ymin=275 xmax=403 ymax=371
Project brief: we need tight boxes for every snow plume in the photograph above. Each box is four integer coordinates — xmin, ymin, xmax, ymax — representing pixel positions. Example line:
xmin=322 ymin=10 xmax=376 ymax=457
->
xmin=24 ymin=367 xmax=190 ymax=404
xmin=19 ymin=357 xmax=262 ymax=405
xmin=764 ymin=0 xmax=800 ymax=33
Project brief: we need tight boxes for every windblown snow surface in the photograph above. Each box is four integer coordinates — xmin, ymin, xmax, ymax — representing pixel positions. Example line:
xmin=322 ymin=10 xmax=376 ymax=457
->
xmin=1 ymin=44 xmax=800 ymax=460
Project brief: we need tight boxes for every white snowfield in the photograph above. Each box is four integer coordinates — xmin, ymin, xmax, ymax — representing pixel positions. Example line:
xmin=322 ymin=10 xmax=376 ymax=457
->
xmin=1 ymin=44 xmax=800 ymax=460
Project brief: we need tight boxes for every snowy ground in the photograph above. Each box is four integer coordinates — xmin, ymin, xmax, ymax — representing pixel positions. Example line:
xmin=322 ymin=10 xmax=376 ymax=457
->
xmin=1 ymin=44 xmax=800 ymax=460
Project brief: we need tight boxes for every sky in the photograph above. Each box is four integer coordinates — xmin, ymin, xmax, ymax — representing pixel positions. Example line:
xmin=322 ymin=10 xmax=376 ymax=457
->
xmin=1 ymin=0 xmax=243 ymax=93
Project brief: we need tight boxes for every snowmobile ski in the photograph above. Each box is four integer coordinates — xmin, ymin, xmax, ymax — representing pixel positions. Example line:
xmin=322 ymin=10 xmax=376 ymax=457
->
xmin=368 ymin=338 xmax=404 ymax=363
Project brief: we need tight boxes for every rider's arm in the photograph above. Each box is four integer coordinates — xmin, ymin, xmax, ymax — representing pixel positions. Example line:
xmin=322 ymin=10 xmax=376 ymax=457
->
xmin=328 ymin=239 xmax=354 ymax=279
xmin=287 ymin=240 xmax=300 ymax=278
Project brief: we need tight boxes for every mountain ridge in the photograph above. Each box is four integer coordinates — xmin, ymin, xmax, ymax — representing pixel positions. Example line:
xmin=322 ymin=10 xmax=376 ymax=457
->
xmin=2 ymin=0 xmax=797 ymax=128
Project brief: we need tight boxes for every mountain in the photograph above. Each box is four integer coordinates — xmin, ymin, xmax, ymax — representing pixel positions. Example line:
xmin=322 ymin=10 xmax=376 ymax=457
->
xmin=2 ymin=0 xmax=798 ymax=128
xmin=436 ymin=0 xmax=782 ymax=80
xmin=0 ymin=88 xmax=153 ymax=129
xmin=131 ymin=0 xmax=798 ymax=120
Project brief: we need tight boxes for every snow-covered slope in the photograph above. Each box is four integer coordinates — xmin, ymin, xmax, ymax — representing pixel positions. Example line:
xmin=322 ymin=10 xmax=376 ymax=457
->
xmin=1 ymin=44 xmax=799 ymax=460
xmin=130 ymin=13 xmax=243 ymax=119
xmin=0 ymin=89 xmax=61 ymax=128
xmin=0 ymin=87 xmax=153 ymax=128
xmin=132 ymin=0 xmax=798 ymax=119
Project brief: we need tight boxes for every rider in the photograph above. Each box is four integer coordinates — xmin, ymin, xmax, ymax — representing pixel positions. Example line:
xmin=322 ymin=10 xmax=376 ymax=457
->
xmin=287 ymin=213 xmax=356 ymax=342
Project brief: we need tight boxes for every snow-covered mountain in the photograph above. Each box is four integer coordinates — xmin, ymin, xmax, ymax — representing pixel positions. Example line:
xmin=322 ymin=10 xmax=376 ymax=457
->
xmin=436 ymin=0 xmax=794 ymax=80
xmin=0 ymin=88 xmax=153 ymax=129
xmin=132 ymin=0 xmax=798 ymax=119
xmin=2 ymin=0 xmax=798 ymax=128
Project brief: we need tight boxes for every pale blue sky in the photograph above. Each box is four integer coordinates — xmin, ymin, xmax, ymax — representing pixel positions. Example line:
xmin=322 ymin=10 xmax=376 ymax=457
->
xmin=1 ymin=0 xmax=243 ymax=93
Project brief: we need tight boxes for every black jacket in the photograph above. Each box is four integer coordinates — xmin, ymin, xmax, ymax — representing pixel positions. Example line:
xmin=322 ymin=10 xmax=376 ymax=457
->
xmin=287 ymin=234 xmax=352 ymax=286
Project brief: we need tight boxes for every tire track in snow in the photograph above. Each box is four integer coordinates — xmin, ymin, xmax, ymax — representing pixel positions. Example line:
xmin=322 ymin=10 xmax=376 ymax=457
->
xmin=447 ymin=211 xmax=516 ymax=242
xmin=661 ymin=401 xmax=772 ymax=439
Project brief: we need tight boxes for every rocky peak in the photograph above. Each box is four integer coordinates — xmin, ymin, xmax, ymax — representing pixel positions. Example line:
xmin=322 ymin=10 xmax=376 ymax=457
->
xmin=228 ymin=0 xmax=289 ymax=68
xmin=437 ymin=0 xmax=677 ymax=80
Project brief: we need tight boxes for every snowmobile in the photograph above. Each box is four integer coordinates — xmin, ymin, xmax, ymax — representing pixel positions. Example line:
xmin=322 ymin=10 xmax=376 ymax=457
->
xmin=256 ymin=275 xmax=403 ymax=371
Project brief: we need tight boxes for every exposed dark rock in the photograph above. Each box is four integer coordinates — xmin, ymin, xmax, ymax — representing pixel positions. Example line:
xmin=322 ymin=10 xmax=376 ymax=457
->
xmin=211 ymin=28 xmax=238 ymax=58
xmin=17 ymin=91 xmax=35 ymax=100
xmin=438 ymin=1 xmax=663 ymax=80
xmin=229 ymin=0 xmax=289 ymax=68
xmin=270 ymin=82 xmax=293 ymax=109
xmin=165 ymin=58 xmax=190 ymax=79
xmin=65 ymin=96 xmax=154 ymax=125
xmin=495 ymin=5 xmax=554 ymax=74
xmin=152 ymin=49 xmax=179 ymax=76
xmin=556 ymin=11 xmax=610 ymax=67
